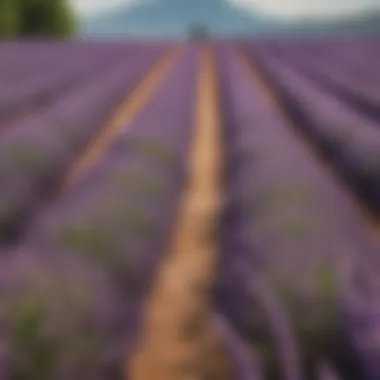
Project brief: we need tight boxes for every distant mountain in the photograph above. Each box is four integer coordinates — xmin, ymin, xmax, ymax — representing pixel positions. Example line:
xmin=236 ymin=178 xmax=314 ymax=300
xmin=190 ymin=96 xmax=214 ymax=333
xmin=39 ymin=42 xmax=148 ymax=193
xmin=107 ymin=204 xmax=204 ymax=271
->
xmin=81 ymin=0 xmax=380 ymax=39
xmin=81 ymin=0 xmax=277 ymax=38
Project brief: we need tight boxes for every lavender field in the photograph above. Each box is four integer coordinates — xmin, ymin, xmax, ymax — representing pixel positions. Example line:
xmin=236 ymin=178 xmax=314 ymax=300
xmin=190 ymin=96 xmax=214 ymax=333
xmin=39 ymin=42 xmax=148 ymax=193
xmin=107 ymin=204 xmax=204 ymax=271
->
xmin=0 ymin=38 xmax=380 ymax=380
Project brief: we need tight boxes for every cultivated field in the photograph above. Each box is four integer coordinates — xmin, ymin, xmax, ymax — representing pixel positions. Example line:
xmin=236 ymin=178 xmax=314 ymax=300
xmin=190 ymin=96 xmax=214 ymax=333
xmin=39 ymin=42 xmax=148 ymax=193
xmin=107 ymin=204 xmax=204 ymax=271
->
xmin=0 ymin=38 xmax=380 ymax=380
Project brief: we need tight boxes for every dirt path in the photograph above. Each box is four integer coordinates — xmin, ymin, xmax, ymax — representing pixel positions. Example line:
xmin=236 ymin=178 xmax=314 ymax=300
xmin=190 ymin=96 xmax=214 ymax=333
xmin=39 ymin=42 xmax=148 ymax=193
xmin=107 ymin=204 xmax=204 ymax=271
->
xmin=7 ymin=47 xmax=182 ymax=249
xmin=127 ymin=46 xmax=232 ymax=380
xmin=57 ymin=46 xmax=182 ymax=195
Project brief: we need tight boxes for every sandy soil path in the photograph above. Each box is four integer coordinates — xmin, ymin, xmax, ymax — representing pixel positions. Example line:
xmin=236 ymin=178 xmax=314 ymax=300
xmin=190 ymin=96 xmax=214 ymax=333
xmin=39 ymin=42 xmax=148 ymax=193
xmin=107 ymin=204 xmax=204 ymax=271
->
xmin=58 ymin=46 xmax=182 ymax=194
xmin=127 ymin=46 xmax=232 ymax=380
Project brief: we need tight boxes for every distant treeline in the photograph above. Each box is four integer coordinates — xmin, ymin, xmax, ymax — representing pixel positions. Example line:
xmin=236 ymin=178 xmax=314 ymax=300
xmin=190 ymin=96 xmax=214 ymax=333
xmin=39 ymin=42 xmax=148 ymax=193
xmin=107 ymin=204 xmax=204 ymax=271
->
xmin=0 ymin=0 xmax=76 ymax=38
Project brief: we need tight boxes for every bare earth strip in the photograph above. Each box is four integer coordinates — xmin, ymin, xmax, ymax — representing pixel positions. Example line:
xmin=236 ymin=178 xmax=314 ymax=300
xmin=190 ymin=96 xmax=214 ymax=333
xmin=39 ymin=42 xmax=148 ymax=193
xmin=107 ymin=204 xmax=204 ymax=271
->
xmin=10 ymin=47 xmax=183 ymax=253
xmin=57 ymin=46 xmax=182 ymax=195
xmin=128 ymin=46 xmax=233 ymax=380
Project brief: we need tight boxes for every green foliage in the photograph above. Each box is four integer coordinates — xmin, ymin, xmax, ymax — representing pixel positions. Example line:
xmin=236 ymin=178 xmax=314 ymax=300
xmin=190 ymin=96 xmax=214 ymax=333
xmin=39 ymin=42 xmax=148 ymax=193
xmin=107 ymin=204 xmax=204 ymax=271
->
xmin=10 ymin=294 xmax=59 ymax=380
xmin=113 ymin=170 xmax=164 ymax=197
xmin=18 ymin=0 xmax=77 ymax=37
xmin=113 ymin=203 xmax=155 ymax=238
xmin=0 ymin=0 xmax=77 ymax=38
xmin=3 ymin=142 xmax=53 ymax=178
xmin=133 ymin=137 xmax=175 ymax=167
xmin=315 ymin=264 xmax=337 ymax=298
xmin=255 ymin=182 xmax=315 ymax=211
xmin=0 ymin=0 xmax=21 ymax=36
xmin=58 ymin=222 xmax=112 ymax=258
xmin=4 ymin=271 xmax=104 ymax=379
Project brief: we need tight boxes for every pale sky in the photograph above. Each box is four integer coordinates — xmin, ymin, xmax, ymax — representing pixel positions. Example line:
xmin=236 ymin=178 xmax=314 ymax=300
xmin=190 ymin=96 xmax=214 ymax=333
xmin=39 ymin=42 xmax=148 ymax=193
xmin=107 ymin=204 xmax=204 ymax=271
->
xmin=71 ymin=0 xmax=380 ymax=19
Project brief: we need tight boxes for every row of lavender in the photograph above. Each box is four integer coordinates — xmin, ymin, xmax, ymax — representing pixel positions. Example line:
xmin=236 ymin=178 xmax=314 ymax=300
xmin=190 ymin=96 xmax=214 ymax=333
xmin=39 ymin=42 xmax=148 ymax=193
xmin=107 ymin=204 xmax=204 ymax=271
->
xmin=241 ymin=40 xmax=380 ymax=219
xmin=0 ymin=45 xmax=199 ymax=378
xmin=0 ymin=42 xmax=170 ymax=125
xmin=0 ymin=42 xmax=259 ymax=380
xmin=213 ymin=44 xmax=380 ymax=380
xmin=2 ymin=38 xmax=380 ymax=380
xmin=262 ymin=39 xmax=380 ymax=123
xmin=0 ymin=44 xmax=168 ymax=243
xmin=0 ymin=41 xmax=171 ymax=87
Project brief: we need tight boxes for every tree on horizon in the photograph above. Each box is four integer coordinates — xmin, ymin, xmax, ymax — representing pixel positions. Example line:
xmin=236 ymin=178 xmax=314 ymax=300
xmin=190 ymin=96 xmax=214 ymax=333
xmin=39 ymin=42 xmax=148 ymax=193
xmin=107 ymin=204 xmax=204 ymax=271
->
xmin=0 ymin=0 xmax=77 ymax=38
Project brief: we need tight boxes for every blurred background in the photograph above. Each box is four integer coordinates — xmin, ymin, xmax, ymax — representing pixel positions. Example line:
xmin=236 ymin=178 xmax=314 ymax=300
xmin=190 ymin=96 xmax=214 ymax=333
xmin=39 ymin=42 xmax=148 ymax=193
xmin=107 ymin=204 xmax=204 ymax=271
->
xmin=1 ymin=0 xmax=380 ymax=40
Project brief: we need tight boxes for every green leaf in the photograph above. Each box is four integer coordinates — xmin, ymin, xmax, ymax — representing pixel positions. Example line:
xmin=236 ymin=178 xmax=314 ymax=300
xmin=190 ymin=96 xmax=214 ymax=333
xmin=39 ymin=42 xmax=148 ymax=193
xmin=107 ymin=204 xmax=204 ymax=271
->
xmin=5 ymin=142 xmax=52 ymax=175
xmin=116 ymin=205 xmax=154 ymax=238
xmin=315 ymin=265 xmax=337 ymax=298
xmin=57 ymin=222 xmax=112 ymax=257
xmin=133 ymin=137 xmax=174 ymax=166
xmin=112 ymin=170 xmax=163 ymax=197
xmin=10 ymin=294 xmax=60 ymax=380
